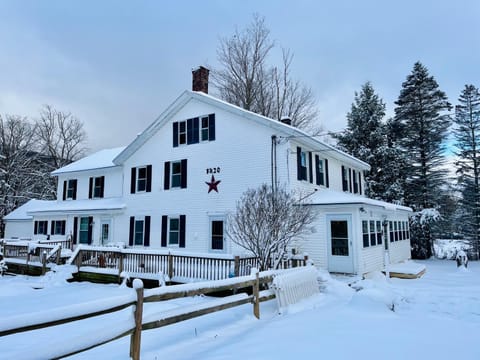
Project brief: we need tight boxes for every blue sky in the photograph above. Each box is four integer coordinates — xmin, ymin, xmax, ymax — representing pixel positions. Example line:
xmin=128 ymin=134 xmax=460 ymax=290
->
xmin=0 ymin=1 xmax=479 ymax=152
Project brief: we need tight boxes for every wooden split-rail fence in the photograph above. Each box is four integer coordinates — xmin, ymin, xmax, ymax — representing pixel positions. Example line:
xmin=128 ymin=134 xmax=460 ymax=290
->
xmin=0 ymin=269 xmax=280 ymax=360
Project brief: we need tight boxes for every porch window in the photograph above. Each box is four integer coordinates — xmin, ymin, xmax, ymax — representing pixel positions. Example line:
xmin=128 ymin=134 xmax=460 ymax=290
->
xmin=362 ymin=220 xmax=369 ymax=248
xmin=369 ymin=220 xmax=376 ymax=246
xmin=376 ymin=220 xmax=382 ymax=245
xmin=389 ymin=221 xmax=394 ymax=242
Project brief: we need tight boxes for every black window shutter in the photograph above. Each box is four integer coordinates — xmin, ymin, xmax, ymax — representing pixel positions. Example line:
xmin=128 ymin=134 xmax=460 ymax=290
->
xmin=359 ymin=172 xmax=362 ymax=195
xmin=325 ymin=159 xmax=329 ymax=188
xmin=315 ymin=155 xmax=320 ymax=186
xmin=181 ymin=159 xmax=187 ymax=189
xmin=62 ymin=181 xmax=67 ymax=200
xmin=179 ymin=215 xmax=186 ymax=248
xmin=296 ymin=147 xmax=302 ymax=181
xmin=144 ymin=216 xmax=151 ymax=247
xmin=352 ymin=170 xmax=357 ymax=193
xmin=193 ymin=117 xmax=199 ymax=143
xmin=164 ymin=162 xmax=170 ymax=190
xmin=129 ymin=216 xmax=134 ymax=246
xmin=100 ymin=176 xmax=105 ymax=198
xmin=187 ymin=118 xmax=193 ymax=144
xmin=161 ymin=215 xmax=168 ymax=247
xmin=348 ymin=168 xmax=352 ymax=192
xmin=87 ymin=217 xmax=93 ymax=245
xmin=61 ymin=221 xmax=66 ymax=235
xmin=308 ymin=152 xmax=313 ymax=183
xmin=208 ymin=114 xmax=215 ymax=141
xmin=173 ymin=122 xmax=179 ymax=147
xmin=146 ymin=165 xmax=152 ymax=192
xmin=130 ymin=167 xmax=136 ymax=194
xmin=72 ymin=180 xmax=77 ymax=200
xmin=51 ymin=221 xmax=54 ymax=235
xmin=34 ymin=221 xmax=38 ymax=235
xmin=73 ymin=217 xmax=78 ymax=244
xmin=88 ymin=177 xmax=93 ymax=199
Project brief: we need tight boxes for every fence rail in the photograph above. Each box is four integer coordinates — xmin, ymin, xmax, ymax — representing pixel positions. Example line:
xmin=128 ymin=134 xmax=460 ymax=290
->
xmin=0 ymin=269 xmax=278 ymax=360
xmin=2 ymin=241 xmax=63 ymax=274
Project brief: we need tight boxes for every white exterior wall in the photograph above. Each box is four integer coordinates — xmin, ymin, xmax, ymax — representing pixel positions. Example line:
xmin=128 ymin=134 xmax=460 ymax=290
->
xmin=119 ymin=99 xmax=283 ymax=252
xmin=56 ymin=166 xmax=123 ymax=201
xmin=4 ymin=220 xmax=32 ymax=239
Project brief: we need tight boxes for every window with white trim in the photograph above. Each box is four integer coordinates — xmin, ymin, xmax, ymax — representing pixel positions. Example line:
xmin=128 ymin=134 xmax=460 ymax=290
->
xmin=137 ymin=166 xmax=147 ymax=192
xmin=134 ymin=219 xmax=144 ymax=246
xmin=52 ymin=220 xmax=66 ymax=235
xmin=169 ymin=217 xmax=180 ymax=245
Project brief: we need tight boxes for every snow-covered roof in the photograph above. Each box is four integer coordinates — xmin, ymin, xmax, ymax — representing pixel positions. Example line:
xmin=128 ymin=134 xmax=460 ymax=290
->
xmin=114 ymin=91 xmax=370 ymax=171
xmin=51 ymin=147 xmax=126 ymax=175
xmin=27 ymin=197 xmax=126 ymax=215
xmin=306 ymin=189 xmax=412 ymax=212
xmin=3 ymin=200 xmax=55 ymax=221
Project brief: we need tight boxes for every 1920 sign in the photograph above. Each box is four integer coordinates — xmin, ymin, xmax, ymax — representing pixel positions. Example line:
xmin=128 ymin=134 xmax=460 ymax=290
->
xmin=206 ymin=167 xmax=221 ymax=174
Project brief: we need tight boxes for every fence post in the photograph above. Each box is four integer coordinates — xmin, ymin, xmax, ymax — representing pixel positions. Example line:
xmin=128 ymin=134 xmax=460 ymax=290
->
xmin=41 ymin=250 xmax=47 ymax=275
xmin=168 ymin=254 xmax=173 ymax=280
xmin=252 ymin=268 xmax=260 ymax=319
xmin=303 ymin=254 xmax=309 ymax=266
xmin=234 ymin=256 xmax=240 ymax=277
xmin=130 ymin=279 xmax=144 ymax=360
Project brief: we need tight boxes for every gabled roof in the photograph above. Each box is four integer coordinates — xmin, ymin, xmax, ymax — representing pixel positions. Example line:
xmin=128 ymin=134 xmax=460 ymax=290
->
xmin=3 ymin=200 xmax=55 ymax=221
xmin=306 ymin=189 xmax=412 ymax=212
xmin=113 ymin=90 xmax=370 ymax=170
xmin=51 ymin=147 xmax=126 ymax=175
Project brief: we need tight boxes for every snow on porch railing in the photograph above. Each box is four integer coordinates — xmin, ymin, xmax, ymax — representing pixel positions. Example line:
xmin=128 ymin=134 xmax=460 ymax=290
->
xmin=271 ymin=265 xmax=320 ymax=312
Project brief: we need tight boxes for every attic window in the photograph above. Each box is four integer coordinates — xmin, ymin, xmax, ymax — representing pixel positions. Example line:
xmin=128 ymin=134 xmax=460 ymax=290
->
xmin=173 ymin=114 xmax=215 ymax=147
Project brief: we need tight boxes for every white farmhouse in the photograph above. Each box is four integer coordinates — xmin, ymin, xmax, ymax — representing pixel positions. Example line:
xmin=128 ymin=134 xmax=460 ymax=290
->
xmin=3 ymin=67 xmax=412 ymax=275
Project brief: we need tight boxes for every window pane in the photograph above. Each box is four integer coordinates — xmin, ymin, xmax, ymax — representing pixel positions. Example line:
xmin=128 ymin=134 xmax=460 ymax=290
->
xmin=201 ymin=128 xmax=209 ymax=141
xmin=376 ymin=221 xmax=382 ymax=245
xmin=370 ymin=220 xmax=376 ymax=246
xmin=135 ymin=220 xmax=144 ymax=245
xmin=171 ymin=161 xmax=182 ymax=188
xmin=331 ymin=221 xmax=349 ymax=256
xmin=211 ymin=220 xmax=224 ymax=250
xmin=169 ymin=218 xmax=179 ymax=245
xmin=362 ymin=220 xmax=369 ymax=247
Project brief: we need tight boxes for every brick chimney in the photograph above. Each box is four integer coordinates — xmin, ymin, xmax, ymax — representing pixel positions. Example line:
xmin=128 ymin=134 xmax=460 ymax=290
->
xmin=192 ymin=66 xmax=209 ymax=94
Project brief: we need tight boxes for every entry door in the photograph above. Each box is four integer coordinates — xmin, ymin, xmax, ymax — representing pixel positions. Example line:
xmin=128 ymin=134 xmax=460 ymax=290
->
xmin=100 ymin=220 xmax=111 ymax=245
xmin=327 ymin=215 xmax=354 ymax=273
xmin=79 ymin=216 xmax=93 ymax=244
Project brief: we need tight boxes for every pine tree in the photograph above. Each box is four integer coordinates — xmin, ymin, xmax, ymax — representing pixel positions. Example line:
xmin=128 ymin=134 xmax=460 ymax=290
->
xmin=454 ymin=84 xmax=480 ymax=259
xmin=333 ymin=82 xmax=404 ymax=202
xmin=394 ymin=62 xmax=452 ymax=258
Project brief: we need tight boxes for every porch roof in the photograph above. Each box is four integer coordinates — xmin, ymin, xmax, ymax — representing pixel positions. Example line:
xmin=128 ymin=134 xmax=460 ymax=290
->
xmin=3 ymin=199 xmax=54 ymax=221
xmin=306 ymin=189 xmax=412 ymax=212
xmin=26 ymin=197 xmax=126 ymax=216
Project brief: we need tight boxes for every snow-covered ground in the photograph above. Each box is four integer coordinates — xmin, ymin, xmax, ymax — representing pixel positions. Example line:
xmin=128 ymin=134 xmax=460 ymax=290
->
xmin=1 ymin=260 xmax=479 ymax=360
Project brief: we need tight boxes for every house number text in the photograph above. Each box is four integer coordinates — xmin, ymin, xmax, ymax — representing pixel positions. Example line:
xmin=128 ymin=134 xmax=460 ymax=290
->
xmin=206 ymin=167 xmax=221 ymax=174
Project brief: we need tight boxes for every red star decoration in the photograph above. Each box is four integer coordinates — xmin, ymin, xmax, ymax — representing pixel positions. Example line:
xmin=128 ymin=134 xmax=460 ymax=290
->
xmin=205 ymin=175 xmax=221 ymax=193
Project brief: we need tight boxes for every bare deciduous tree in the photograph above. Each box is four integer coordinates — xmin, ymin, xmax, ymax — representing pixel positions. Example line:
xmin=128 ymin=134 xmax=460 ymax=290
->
xmin=213 ymin=14 xmax=320 ymax=134
xmin=0 ymin=115 xmax=37 ymax=219
xmin=36 ymin=104 xmax=87 ymax=169
xmin=228 ymin=184 xmax=316 ymax=271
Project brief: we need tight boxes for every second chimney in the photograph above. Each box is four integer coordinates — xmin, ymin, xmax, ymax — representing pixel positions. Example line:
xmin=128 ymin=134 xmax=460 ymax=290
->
xmin=192 ymin=66 xmax=209 ymax=94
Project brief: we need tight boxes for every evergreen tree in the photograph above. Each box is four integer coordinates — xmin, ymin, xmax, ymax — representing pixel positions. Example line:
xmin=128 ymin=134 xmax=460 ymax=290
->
xmin=454 ymin=84 xmax=480 ymax=259
xmin=394 ymin=62 xmax=452 ymax=258
xmin=333 ymin=82 xmax=404 ymax=202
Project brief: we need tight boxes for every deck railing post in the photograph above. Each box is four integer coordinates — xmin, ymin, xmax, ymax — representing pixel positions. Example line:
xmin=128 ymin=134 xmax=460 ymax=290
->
xmin=130 ymin=279 xmax=144 ymax=360
xmin=56 ymin=245 xmax=62 ymax=265
xmin=118 ymin=252 xmax=124 ymax=283
xmin=234 ymin=256 xmax=240 ymax=277
xmin=168 ymin=254 xmax=173 ymax=280
xmin=76 ymin=250 xmax=82 ymax=271
xmin=252 ymin=268 xmax=260 ymax=319
xmin=304 ymin=254 xmax=308 ymax=266
xmin=41 ymin=250 xmax=47 ymax=275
